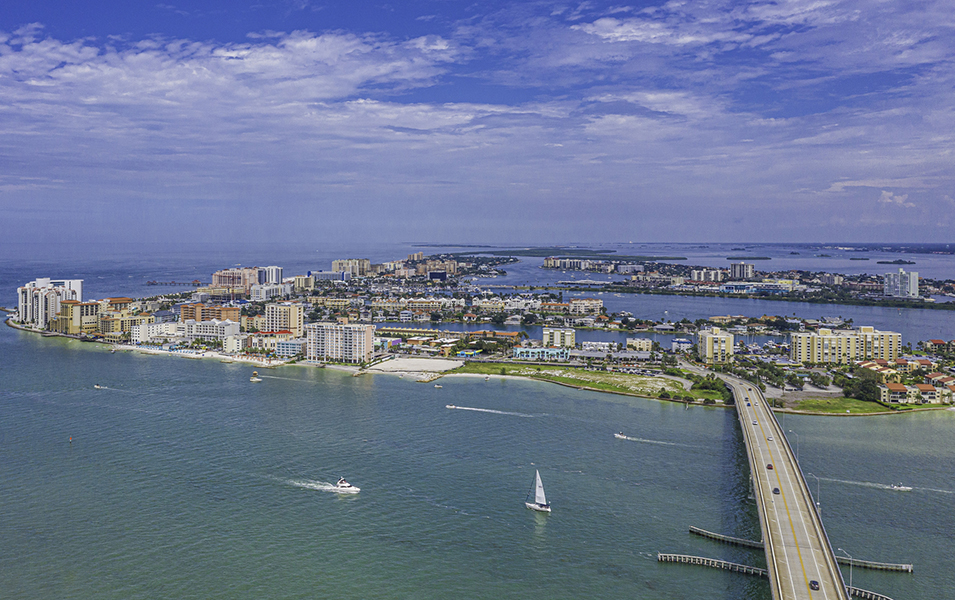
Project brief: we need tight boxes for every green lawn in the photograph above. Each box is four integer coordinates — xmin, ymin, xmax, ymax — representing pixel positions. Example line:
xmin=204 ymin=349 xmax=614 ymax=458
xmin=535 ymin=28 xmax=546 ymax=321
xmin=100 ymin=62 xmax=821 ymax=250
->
xmin=789 ymin=397 xmax=890 ymax=414
xmin=451 ymin=362 xmax=706 ymax=400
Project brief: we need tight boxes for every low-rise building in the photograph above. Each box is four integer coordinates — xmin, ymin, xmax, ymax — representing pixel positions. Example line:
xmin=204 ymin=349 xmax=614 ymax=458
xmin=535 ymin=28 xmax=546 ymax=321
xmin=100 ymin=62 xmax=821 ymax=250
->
xmin=513 ymin=347 xmax=570 ymax=361
xmin=543 ymin=327 xmax=576 ymax=348
xmin=569 ymin=298 xmax=603 ymax=315
xmin=880 ymin=383 xmax=909 ymax=403
xmin=626 ymin=337 xmax=653 ymax=352
xmin=275 ymin=338 xmax=306 ymax=358
xmin=179 ymin=303 xmax=241 ymax=323
xmin=223 ymin=335 xmax=249 ymax=354
xmin=672 ymin=338 xmax=693 ymax=352
xmin=582 ymin=341 xmax=614 ymax=352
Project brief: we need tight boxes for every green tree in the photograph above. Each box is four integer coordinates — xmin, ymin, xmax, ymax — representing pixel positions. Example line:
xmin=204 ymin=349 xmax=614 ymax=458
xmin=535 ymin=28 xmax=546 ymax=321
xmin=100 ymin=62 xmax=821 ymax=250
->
xmin=854 ymin=379 xmax=880 ymax=402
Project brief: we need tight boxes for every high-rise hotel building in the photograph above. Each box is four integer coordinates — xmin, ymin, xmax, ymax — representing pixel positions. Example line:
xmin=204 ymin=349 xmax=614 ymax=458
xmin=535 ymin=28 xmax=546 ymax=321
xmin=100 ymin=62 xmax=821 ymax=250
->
xmin=17 ymin=278 xmax=84 ymax=329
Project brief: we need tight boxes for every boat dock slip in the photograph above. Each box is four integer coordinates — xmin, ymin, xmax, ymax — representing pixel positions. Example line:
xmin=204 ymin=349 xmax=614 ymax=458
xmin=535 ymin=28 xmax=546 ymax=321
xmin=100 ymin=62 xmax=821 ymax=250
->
xmin=726 ymin=376 xmax=851 ymax=600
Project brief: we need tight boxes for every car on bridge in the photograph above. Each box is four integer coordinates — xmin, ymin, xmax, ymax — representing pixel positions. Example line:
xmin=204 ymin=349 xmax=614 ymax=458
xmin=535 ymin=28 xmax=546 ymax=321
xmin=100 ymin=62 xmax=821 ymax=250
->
xmin=809 ymin=580 xmax=819 ymax=590
xmin=773 ymin=487 xmax=780 ymax=495
xmin=767 ymin=463 xmax=773 ymax=470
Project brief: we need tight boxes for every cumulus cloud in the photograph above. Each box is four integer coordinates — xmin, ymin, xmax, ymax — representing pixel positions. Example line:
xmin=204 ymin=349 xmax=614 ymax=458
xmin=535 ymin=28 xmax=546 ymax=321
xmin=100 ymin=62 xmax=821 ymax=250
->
xmin=878 ymin=190 xmax=916 ymax=208
xmin=1 ymin=0 xmax=954 ymax=244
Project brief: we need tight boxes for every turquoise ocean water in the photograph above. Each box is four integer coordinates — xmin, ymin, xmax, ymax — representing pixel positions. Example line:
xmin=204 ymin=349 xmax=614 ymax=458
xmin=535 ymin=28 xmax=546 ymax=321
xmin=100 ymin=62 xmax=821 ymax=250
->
xmin=2 ymin=324 xmax=953 ymax=599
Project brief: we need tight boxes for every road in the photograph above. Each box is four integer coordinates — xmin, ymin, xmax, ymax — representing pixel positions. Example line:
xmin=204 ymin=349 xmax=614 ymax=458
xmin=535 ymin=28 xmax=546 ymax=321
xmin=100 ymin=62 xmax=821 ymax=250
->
xmin=728 ymin=377 xmax=849 ymax=600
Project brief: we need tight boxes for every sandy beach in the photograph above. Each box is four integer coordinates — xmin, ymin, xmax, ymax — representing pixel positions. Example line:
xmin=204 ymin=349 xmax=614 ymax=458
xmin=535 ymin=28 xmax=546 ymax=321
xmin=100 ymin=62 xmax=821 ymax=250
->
xmin=363 ymin=356 xmax=464 ymax=381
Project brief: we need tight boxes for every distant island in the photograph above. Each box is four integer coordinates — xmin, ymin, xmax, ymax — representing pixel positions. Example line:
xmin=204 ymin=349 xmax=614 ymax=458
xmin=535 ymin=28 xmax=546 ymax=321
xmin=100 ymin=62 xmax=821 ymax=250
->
xmin=727 ymin=256 xmax=771 ymax=260
xmin=850 ymin=257 xmax=870 ymax=261
xmin=878 ymin=259 xmax=916 ymax=265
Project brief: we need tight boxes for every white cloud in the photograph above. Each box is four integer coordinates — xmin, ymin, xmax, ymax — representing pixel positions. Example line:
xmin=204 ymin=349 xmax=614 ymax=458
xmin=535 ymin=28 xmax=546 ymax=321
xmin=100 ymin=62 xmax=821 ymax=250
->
xmin=878 ymin=190 xmax=916 ymax=208
xmin=1 ymin=3 xmax=955 ymax=244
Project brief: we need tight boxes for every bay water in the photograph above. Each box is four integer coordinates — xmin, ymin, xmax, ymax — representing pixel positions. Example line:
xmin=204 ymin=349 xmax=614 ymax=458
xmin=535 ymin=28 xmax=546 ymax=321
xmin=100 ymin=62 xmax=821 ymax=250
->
xmin=1 ymin=323 xmax=952 ymax=599
xmin=2 ymin=242 xmax=954 ymax=598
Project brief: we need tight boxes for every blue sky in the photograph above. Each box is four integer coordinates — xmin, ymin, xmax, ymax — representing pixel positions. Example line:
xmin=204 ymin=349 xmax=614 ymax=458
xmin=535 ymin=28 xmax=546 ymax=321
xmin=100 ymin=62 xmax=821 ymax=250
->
xmin=1 ymin=0 xmax=953 ymax=250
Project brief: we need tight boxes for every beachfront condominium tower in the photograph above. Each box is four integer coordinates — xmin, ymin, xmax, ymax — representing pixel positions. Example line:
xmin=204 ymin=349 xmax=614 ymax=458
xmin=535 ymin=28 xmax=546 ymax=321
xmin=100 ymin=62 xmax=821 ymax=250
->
xmin=305 ymin=322 xmax=374 ymax=363
xmin=883 ymin=268 xmax=919 ymax=298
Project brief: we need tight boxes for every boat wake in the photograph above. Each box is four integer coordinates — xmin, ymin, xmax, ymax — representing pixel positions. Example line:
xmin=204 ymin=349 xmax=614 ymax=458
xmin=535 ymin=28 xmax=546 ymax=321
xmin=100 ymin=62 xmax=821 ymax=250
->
xmin=614 ymin=433 xmax=696 ymax=448
xmin=445 ymin=405 xmax=536 ymax=418
xmin=819 ymin=477 xmax=932 ymax=492
xmin=285 ymin=479 xmax=359 ymax=494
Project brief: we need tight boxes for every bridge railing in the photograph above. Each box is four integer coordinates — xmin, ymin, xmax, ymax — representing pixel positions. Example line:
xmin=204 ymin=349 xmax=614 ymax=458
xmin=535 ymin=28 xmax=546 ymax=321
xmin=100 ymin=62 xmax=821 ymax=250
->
xmin=725 ymin=376 xmax=850 ymax=600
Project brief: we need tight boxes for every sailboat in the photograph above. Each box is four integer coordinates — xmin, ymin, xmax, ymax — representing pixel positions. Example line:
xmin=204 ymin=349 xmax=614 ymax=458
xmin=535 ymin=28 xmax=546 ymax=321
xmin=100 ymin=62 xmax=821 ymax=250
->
xmin=524 ymin=469 xmax=551 ymax=513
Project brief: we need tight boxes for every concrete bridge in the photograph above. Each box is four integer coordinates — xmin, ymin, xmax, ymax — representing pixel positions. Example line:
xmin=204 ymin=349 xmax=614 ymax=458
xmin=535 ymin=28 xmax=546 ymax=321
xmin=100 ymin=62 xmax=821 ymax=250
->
xmin=727 ymin=377 xmax=850 ymax=600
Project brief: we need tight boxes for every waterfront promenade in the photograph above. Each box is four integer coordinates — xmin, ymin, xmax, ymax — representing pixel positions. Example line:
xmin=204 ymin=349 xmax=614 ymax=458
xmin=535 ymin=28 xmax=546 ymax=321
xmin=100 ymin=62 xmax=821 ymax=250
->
xmin=729 ymin=377 xmax=850 ymax=600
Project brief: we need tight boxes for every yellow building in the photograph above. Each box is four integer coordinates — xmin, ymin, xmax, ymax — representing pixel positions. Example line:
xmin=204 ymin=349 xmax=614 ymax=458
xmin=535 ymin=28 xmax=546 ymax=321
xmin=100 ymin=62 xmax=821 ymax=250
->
xmin=543 ymin=327 xmax=576 ymax=348
xmin=697 ymin=327 xmax=734 ymax=364
xmin=311 ymin=297 xmax=351 ymax=311
xmin=626 ymin=337 xmax=653 ymax=351
xmin=790 ymin=326 xmax=901 ymax=364
xmin=98 ymin=312 xmax=154 ymax=335
xmin=53 ymin=300 xmax=101 ymax=335
xmin=293 ymin=275 xmax=315 ymax=292
xmin=265 ymin=303 xmax=304 ymax=337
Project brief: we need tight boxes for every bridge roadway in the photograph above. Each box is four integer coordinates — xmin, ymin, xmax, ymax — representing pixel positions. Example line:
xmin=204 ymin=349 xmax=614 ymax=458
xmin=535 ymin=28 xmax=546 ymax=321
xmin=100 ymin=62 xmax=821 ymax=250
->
xmin=727 ymin=377 xmax=850 ymax=600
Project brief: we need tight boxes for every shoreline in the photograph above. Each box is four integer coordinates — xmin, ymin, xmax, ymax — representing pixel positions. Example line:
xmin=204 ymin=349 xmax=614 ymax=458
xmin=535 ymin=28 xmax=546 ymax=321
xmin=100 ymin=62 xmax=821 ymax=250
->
xmin=8 ymin=317 xmax=950 ymax=417
xmin=772 ymin=405 xmax=952 ymax=417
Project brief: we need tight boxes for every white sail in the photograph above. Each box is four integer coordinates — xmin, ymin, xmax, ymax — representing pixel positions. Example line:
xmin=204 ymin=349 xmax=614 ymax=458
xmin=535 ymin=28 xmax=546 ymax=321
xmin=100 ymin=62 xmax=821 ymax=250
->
xmin=534 ymin=470 xmax=547 ymax=505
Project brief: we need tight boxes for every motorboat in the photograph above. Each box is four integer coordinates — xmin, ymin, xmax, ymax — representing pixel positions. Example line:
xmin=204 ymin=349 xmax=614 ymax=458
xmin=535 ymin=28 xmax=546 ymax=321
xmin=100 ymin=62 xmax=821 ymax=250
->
xmin=334 ymin=477 xmax=360 ymax=493
xmin=250 ymin=371 xmax=263 ymax=382
xmin=434 ymin=384 xmax=442 ymax=388
xmin=524 ymin=469 xmax=551 ymax=513
xmin=614 ymin=432 xmax=627 ymax=440
xmin=446 ymin=404 xmax=456 ymax=409
xmin=890 ymin=483 xmax=913 ymax=491
xmin=93 ymin=384 xmax=106 ymax=390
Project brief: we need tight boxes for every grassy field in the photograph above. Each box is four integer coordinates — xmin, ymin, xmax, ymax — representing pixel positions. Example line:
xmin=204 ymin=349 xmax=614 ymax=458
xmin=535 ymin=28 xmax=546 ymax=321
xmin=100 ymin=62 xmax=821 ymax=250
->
xmin=450 ymin=362 xmax=724 ymax=401
xmin=788 ymin=397 xmax=891 ymax=414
